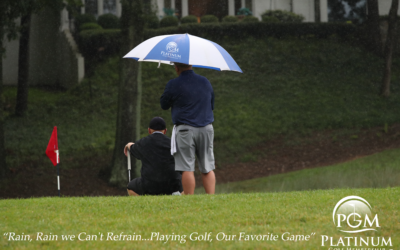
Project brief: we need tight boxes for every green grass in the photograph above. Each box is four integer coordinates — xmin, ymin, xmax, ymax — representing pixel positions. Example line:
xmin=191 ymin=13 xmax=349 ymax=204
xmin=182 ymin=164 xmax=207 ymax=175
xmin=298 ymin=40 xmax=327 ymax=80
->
xmin=1 ymin=188 xmax=399 ymax=249
xmin=196 ymin=148 xmax=400 ymax=194
xmin=4 ymin=37 xmax=400 ymax=169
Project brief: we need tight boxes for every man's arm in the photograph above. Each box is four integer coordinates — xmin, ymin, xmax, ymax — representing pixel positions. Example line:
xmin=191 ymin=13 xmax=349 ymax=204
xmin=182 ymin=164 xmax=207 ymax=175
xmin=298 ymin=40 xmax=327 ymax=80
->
xmin=160 ymin=82 xmax=172 ymax=110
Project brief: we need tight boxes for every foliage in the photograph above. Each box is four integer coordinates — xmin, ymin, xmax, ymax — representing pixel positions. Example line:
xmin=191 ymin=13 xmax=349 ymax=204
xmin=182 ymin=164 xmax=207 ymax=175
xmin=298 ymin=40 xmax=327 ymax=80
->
xmin=146 ymin=22 xmax=357 ymax=41
xmin=145 ymin=15 xmax=159 ymax=29
xmin=97 ymin=13 xmax=120 ymax=29
xmin=237 ymin=7 xmax=252 ymax=16
xmin=222 ymin=15 xmax=238 ymax=23
xmin=1 ymin=188 xmax=399 ymax=249
xmin=79 ymin=22 xmax=103 ymax=31
xmin=197 ymin=148 xmax=400 ymax=194
xmin=74 ymin=13 xmax=96 ymax=31
xmin=262 ymin=10 xmax=304 ymax=23
xmin=159 ymin=16 xmax=178 ymax=28
xmin=242 ymin=16 xmax=259 ymax=23
xmin=180 ymin=15 xmax=198 ymax=24
xmin=201 ymin=15 xmax=219 ymax=23
xmin=262 ymin=15 xmax=280 ymax=23
xmin=78 ymin=29 xmax=121 ymax=59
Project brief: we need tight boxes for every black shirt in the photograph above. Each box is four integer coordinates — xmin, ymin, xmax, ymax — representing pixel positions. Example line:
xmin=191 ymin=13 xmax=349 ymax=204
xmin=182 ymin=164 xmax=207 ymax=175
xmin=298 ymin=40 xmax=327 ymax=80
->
xmin=130 ymin=133 xmax=181 ymax=194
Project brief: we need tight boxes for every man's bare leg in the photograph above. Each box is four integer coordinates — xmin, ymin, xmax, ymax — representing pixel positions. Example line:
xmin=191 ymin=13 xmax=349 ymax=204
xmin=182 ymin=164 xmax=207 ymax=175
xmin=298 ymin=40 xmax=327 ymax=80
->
xmin=202 ymin=170 xmax=215 ymax=194
xmin=127 ymin=189 xmax=139 ymax=196
xmin=182 ymin=171 xmax=196 ymax=195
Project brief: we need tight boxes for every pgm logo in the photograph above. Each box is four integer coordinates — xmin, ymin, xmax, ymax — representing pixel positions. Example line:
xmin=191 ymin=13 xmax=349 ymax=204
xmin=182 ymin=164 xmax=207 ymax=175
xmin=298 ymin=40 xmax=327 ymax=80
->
xmin=321 ymin=196 xmax=393 ymax=249
xmin=166 ymin=42 xmax=179 ymax=53
xmin=161 ymin=42 xmax=181 ymax=59
xmin=333 ymin=196 xmax=379 ymax=233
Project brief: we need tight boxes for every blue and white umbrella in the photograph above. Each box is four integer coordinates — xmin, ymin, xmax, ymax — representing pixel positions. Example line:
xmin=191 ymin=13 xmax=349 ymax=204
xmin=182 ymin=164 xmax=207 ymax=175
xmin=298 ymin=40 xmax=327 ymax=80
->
xmin=123 ymin=33 xmax=242 ymax=73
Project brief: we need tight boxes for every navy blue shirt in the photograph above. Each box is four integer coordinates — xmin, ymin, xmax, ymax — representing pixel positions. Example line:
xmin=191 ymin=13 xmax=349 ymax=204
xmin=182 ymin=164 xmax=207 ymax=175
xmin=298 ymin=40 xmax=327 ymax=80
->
xmin=160 ymin=70 xmax=214 ymax=127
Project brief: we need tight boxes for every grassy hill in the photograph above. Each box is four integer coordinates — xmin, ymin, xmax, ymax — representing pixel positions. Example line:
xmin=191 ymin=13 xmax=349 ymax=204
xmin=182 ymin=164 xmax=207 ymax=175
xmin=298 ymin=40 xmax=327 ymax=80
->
xmin=3 ymin=36 xmax=400 ymax=171
xmin=196 ymin=148 xmax=400 ymax=194
xmin=1 ymin=188 xmax=399 ymax=249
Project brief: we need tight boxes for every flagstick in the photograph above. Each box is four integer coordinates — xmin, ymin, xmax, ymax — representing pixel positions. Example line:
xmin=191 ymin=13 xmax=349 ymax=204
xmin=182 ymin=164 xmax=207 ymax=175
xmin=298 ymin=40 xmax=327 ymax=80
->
xmin=56 ymin=150 xmax=60 ymax=197
xmin=127 ymin=149 xmax=131 ymax=182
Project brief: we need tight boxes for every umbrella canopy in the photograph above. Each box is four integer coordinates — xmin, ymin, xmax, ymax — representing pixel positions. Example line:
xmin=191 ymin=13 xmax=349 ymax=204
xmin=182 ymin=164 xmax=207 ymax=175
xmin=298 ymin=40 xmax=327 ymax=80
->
xmin=123 ymin=33 xmax=242 ymax=73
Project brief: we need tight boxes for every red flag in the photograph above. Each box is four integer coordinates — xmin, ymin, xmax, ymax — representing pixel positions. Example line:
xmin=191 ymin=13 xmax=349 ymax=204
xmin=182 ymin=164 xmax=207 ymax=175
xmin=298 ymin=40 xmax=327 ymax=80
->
xmin=46 ymin=126 xmax=59 ymax=166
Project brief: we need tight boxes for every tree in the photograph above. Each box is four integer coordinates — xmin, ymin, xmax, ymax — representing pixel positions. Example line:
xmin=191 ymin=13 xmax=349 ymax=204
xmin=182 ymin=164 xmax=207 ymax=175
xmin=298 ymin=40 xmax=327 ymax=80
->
xmin=366 ymin=0 xmax=382 ymax=55
xmin=0 ymin=0 xmax=21 ymax=179
xmin=14 ymin=0 xmax=81 ymax=117
xmin=100 ymin=0 xmax=145 ymax=187
xmin=381 ymin=0 xmax=399 ymax=97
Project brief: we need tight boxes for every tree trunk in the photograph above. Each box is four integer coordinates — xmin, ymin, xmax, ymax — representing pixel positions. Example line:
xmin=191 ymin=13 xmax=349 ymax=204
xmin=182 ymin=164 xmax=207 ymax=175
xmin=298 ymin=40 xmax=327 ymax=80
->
xmin=366 ymin=0 xmax=382 ymax=55
xmin=15 ymin=13 xmax=31 ymax=116
xmin=381 ymin=0 xmax=399 ymax=97
xmin=314 ymin=0 xmax=321 ymax=23
xmin=101 ymin=0 xmax=144 ymax=188
xmin=0 ymin=29 xmax=7 ymax=179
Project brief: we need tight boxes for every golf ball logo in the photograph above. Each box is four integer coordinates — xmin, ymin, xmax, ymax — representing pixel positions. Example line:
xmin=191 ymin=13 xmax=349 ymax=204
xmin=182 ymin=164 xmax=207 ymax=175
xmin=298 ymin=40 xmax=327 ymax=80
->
xmin=333 ymin=196 xmax=380 ymax=233
xmin=166 ymin=42 xmax=179 ymax=53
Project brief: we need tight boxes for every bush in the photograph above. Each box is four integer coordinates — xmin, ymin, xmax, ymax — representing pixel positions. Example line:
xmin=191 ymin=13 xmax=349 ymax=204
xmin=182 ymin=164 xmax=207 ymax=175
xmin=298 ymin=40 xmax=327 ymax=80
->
xmin=146 ymin=23 xmax=357 ymax=41
xmin=181 ymin=15 xmax=198 ymax=24
xmin=145 ymin=15 xmax=160 ymax=29
xmin=201 ymin=15 xmax=219 ymax=23
xmin=222 ymin=16 xmax=238 ymax=23
xmin=160 ymin=16 xmax=179 ymax=28
xmin=79 ymin=22 xmax=103 ymax=31
xmin=78 ymin=29 xmax=121 ymax=59
xmin=262 ymin=10 xmax=304 ymax=23
xmin=97 ymin=13 xmax=120 ymax=29
xmin=242 ymin=16 xmax=259 ymax=23
xmin=75 ymin=13 xmax=96 ymax=30
xmin=76 ymin=23 xmax=357 ymax=59
xmin=262 ymin=16 xmax=280 ymax=23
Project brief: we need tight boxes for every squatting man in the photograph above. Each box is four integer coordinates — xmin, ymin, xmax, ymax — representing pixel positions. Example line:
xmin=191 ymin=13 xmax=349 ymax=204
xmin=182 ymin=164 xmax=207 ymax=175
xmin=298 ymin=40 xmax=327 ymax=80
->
xmin=124 ymin=117 xmax=183 ymax=196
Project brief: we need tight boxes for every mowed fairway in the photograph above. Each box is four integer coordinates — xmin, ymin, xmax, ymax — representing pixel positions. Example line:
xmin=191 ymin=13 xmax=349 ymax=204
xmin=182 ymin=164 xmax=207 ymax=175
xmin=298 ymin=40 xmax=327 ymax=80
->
xmin=1 ymin=188 xmax=399 ymax=249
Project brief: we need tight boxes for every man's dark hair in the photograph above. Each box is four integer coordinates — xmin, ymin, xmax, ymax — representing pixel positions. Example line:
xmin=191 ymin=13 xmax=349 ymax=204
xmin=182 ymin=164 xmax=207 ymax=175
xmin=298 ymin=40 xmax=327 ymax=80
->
xmin=149 ymin=117 xmax=166 ymax=130
xmin=174 ymin=62 xmax=192 ymax=70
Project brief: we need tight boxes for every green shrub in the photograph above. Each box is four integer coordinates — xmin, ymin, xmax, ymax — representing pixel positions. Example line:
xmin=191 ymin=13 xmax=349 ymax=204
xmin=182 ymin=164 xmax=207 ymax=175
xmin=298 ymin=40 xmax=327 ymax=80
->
xmin=201 ymin=15 xmax=219 ymax=23
xmin=242 ymin=16 xmax=259 ymax=23
xmin=262 ymin=16 xmax=280 ymax=23
xmin=146 ymin=23 xmax=357 ymax=41
xmin=78 ymin=29 xmax=121 ymax=59
xmin=237 ymin=8 xmax=252 ymax=16
xmin=97 ymin=13 xmax=120 ymax=29
xmin=145 ymin=15 xmax=160 ymax=29
xmin=160 ymin=16 xmax=179 ymax=28
xmin=222 ymin=15 xmax=238 ymax=23
xmin=262 ymin=10 xmax=304 ymax=23
xmin=79 ymin=22 xmax=103 ymax=31
xmin=181 ymin=15 xmax=198 ymax=24
xmin=75 ymin=13 xmax=96 ymax=30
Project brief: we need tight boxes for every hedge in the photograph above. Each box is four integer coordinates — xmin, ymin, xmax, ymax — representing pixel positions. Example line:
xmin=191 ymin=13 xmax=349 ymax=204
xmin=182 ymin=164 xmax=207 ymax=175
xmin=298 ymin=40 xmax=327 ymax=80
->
xmin=146 ymin=23 xmax=357 ymax=40
xmin=160 ymin=16 xmax=179 ymax=28
xmin=97 ymin=13 xmax=120 ymax=29
xmin=181 ymin=15 xmax=198 ymax=24
xmin=78 ymin=22 xmax=357 ymax=60
xmin=80 ymin=22 xmax=103 ymax=31
xmin=78 ymin=29 xmax=121 ymax=59
xmin=201 ymin=15 xmax=219 ymax=23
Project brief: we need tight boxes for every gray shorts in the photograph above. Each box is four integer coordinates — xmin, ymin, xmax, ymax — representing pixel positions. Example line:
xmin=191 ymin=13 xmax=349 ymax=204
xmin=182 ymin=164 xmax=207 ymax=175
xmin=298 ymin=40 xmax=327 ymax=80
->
xmin=174 ymin=124 xmax=215 ymax=173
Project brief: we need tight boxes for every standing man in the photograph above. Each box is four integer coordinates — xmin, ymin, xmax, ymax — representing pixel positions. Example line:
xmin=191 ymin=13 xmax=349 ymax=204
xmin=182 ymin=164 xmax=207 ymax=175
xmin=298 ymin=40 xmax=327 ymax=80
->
xmin=124 ymin=117 xmax=183 ymax=196
xmin=160 ymin=63 xmax=216 ymax=195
